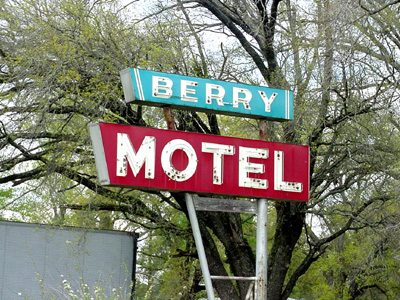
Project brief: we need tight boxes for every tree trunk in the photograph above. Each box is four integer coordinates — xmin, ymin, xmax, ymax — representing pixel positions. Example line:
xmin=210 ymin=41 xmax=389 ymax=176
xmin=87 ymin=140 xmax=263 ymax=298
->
xmin=203 ymin=211 xmax=256 ymax=299
xmin=175 ymin=193 xmax=252 ymax=299
xmin=268 ymin=202 xmax=306 ymax=299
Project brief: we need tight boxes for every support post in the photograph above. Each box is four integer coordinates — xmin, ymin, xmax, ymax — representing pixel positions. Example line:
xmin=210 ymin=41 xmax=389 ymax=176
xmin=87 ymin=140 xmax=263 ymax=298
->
xmin=255 ymin=198 xmax=268 ymax=299
xmin=185 ymin=193 xmax=215 ymax=300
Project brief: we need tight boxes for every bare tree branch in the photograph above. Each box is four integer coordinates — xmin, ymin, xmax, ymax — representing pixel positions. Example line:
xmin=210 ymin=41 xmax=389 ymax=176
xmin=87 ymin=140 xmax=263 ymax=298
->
xmin=358 ymin=0 xmax=400 ymax=16
xmin=283 ymin=194 xmax=391 ymax=298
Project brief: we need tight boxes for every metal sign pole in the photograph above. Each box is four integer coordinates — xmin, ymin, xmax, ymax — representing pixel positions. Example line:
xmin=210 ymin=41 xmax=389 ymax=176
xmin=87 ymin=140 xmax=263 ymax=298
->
xmin=185 ymin=193 xmax=216 ymax=300
xmin=161 ymin=108 xmax=215 ymax=299
xmin=255 ymin=198 xmax=268 ymax=299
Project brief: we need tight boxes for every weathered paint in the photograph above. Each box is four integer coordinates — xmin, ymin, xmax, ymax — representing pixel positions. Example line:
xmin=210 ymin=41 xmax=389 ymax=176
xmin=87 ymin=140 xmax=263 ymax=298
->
xmin=120 ymin=68 xmax=294 ymax=121
xmin=89 ymin=122 xmax=310 ymax=202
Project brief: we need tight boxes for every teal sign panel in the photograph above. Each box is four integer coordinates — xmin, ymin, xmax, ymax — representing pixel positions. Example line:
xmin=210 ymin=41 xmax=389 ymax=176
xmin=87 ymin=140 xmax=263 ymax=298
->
xmin=120 ymin=68 xmax=293 ymax=121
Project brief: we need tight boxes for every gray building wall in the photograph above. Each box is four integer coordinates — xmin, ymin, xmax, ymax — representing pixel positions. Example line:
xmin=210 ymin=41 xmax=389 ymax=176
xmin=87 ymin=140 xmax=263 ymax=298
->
xmin=0 ymin=221 xmax=135 ymax=300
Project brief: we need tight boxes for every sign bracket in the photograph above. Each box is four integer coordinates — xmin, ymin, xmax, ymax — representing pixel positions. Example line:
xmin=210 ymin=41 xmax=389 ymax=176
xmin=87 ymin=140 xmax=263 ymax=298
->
xmin=185 ymin=193 xmax=267 ymax=300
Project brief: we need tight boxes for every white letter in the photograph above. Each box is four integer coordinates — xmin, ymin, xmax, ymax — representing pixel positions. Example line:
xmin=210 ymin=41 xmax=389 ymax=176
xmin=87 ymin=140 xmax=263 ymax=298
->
xmin=274 ymin=151 xmax=303 ymax=192
xmin=205 ymin=83 xmax=225 ymax=106
xmin=181 ymin=80 xmax=198 ymax=102
xmin=258 ymin=91 xmax=278 ymax=112
xmin=202 ymin=142 xmax=235 ymax=185
xmin=161 ymin=139 xmax=197 ymax=182
xmin=116 ymin=133 xmax=155 ymax=179
xmin=152 ymin=76 xmax=173 ymax=98
xmin=238 ymin=146 xmax=268 ymax=189
xmin=233 ymin=87 xmax=252 ymax=110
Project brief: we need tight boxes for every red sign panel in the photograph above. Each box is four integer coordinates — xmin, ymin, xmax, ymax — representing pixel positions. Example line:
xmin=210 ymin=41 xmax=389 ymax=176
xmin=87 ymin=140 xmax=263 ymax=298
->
xmin=89 ymin=122 xmax=310 ymax=202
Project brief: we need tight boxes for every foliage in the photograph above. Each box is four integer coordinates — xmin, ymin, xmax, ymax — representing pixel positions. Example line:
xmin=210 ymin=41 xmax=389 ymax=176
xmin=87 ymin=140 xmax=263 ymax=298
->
xmin=0 ymin=188 xmax=12 ymax=220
